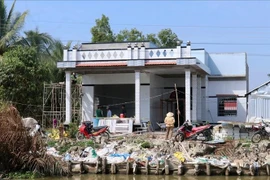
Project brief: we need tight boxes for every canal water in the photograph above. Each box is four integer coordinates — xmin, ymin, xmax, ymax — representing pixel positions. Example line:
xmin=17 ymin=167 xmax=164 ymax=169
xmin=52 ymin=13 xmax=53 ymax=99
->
xmin=41 ymin=175 xmax=269 ymax=180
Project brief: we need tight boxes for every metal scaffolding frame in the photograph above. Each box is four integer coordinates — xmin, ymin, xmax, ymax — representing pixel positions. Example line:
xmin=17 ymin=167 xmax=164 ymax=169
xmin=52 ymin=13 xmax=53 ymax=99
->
xmin=42 ymin=83 xmax=82 ymax=127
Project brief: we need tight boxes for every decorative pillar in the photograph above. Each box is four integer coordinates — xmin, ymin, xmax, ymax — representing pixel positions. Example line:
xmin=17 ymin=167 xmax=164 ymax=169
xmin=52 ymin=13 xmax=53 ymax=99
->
xmin=135 ymin=70 xmax=141 ymax=124
xmin=192 ymin=74 xmax=197 ymax=122
xmin=63 ymin=47 xmax=68 ymax=61
xmin=72 ymin=45 xmax=77 ymax=60
xmin=140 ymin=42 xmax=145 ymax=59
xmin=186 ymin=41 xmax=191 ymax=57
xmin=203 ymin=75 xmax=209 ymax=120
xmin=185 ymin=69 xmax=191 ymax=122
xmin=127 ymin=43 xmax=132 ymax=59
xmin=197 ymin=76 xmax=202 ymax=120
xmin=134 ymin=43 xmax=139 ymax=59
xmin=176 ymin=40 xmax=182 ymax=58
xmin=65 ymin=71 xmax=71 ymax=124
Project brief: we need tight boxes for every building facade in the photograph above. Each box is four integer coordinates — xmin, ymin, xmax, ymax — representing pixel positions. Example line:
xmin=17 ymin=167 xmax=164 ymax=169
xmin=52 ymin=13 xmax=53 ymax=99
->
xmin=57 ymin=41 xmax=248 ymax=127
xmin=246 ymin=80 xmax=270 ymax=123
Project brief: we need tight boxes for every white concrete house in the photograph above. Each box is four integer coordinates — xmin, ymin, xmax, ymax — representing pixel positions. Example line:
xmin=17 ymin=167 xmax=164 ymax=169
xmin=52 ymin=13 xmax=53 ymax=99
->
xmin=57 ymin=41 xmax=248 ymax=128
xmin=246 ymin=80 xmax=270 ymax=123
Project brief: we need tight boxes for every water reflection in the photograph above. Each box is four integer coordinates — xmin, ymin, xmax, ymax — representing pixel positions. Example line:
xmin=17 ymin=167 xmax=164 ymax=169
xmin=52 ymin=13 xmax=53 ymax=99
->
xmin=43 ymin=175 xmax=270 ymax=180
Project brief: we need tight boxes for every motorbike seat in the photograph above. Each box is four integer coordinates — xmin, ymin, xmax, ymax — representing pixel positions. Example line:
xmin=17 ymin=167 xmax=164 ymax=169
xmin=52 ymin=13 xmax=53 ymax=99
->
xmin=93 ymin=126 xmax=107 ymax=131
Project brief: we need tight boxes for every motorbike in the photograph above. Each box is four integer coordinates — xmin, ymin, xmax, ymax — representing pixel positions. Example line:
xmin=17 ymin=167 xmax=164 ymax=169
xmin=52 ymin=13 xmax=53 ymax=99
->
xmin=251 ymin=120 xmax=270 ymax=143
xmin=76 ymin=121 xmax=110 ymax=141
xmin=175 ymin=121 xmax=212 ymax=142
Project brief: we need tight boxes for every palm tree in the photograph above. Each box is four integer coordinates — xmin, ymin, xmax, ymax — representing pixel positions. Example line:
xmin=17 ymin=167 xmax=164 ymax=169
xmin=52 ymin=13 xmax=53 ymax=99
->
xmin=47 ymin=40 xmax=72 ymax=82
xmin=0 ymin=0 xmax=28 ymax=55
xmin=49 ymin=39 xmax=72 ymax=62
xmin=17 ymin=28 xmax=54 ymax=57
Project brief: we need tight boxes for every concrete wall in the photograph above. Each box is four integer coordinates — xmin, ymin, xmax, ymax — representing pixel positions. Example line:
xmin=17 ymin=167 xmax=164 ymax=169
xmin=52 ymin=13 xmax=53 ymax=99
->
xmin=191 ymin=49 xmax=207 ymax=65
xmin=208 ymin=53 xmax=247 ymax=76
xmin=82 ymin=86 xmax=94 ymax=122
xmin=208 ymin=80 xmax=247 ymax=122
xmin=141 ymin=85 xmax=150 ymax=122
xmin=82 ymin=73 xmax=150 ymax=85
xmin=150 ymin=74 xmax=165 ymax=127
xmin=208 ymin=80 xmax=247 ymax=96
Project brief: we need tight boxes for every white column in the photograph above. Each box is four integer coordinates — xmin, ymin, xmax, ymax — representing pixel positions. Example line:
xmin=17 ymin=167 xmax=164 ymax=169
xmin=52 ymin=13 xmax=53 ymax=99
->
xmin=65 ymin=71 xmax=71 ymax=124
xmin=185 ymin=69 xmax=191 ymax=122
xmin=197 ymin=76 xmax=202 ymax=120
xmin=63 ymin=49 xmax=68 ymax=61
xmin=135 ymin=70 xmax=141 ymax=124
xmin=203 ymin=75 xmax=209 ymax=120
xmin=192 ymin=74 xmax=197 ymax=122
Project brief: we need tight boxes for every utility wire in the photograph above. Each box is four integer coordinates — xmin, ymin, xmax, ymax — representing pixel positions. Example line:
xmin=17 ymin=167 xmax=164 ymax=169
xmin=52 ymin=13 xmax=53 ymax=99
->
xmin=20 ymin=20 xmax=270 ymax=29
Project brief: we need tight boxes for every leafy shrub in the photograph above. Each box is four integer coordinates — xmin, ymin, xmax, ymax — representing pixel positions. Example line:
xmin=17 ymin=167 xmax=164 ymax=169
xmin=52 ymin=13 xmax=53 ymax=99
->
xmin=67 ymin=122 xmax=78 ymax=138
xmin=141 ymin=141 xmax=151 ymax=148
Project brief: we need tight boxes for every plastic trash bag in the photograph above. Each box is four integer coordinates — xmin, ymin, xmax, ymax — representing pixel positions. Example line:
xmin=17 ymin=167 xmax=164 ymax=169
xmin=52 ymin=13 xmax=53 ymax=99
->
xmin=174 ymin=152 xmax=185 ymax=162
xmin=109 ymin=153 xmax=130 ymax=160
xmin=106 ymin=156 xmax=125 ymax=164
xmin=64 ymin=153 xmax=72 ymax=161
xmin=96 ymin=148 xmax=110 ymax=157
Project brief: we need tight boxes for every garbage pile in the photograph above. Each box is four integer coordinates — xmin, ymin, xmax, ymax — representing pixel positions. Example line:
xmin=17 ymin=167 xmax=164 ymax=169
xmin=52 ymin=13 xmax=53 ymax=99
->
xmin=45 ymin=132 xmax=270 ymax=171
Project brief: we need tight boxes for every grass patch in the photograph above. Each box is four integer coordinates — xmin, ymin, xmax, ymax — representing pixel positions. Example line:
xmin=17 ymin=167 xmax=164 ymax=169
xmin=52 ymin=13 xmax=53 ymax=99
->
xmin=7 ymin=171 xmax=42 ymax=179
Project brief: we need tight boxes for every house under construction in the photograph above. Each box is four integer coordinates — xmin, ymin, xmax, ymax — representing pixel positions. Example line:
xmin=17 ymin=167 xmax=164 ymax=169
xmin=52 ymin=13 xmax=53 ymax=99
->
xmin=42 ymin=83 xmax=82 ymax=128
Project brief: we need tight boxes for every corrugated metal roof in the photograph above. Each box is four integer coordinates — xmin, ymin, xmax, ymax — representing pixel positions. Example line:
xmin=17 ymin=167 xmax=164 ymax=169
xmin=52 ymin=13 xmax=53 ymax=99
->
xmin=246 ymin=80 xmax=270 ymax=96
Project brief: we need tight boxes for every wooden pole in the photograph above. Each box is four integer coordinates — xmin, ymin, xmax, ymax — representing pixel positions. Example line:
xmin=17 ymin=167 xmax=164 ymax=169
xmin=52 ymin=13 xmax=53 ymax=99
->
xmin=174 ymin=83 xmax=180 ymax=128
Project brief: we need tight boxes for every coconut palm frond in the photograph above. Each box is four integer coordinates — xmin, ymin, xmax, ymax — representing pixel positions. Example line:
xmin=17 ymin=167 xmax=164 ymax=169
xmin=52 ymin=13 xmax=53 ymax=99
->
xmin=0 ymin=103 xmax=70 ymax=176
xmin=0 ymin=11 xmax=28 ymax=48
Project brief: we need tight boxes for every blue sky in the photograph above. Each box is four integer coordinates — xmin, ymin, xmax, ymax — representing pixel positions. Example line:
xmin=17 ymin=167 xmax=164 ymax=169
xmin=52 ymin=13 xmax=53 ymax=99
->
xmin=6 ymin=0 xmax=270 ymax=89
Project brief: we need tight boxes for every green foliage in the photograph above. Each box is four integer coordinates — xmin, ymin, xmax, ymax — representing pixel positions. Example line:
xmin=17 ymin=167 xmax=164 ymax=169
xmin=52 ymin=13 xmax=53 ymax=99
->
xmin=0 ymin=46 xmax=50 ymax=117
xmin=157 ymin=28 xmax=179 ymax=48
xmin=90 ymin=14 xmax=180 ymax=48
xmin=8 ymin=171 xmax=42 ymax=179
xmin=115 ymin=28 xmax=145 ymax=42
xmin=17 ymin=28 xmax=54 ymax=56
xmin=0 ymin=0 xmax=28 ymax=55
xmin=47 ymin=139 xmax=57 ymax=147
xmin=91 ymin=14 xmax=115 ymax=43
xmin=67 ymin=122 xmax=78 ymax=138
xmin=140 ymin=141 xmax=151 ymax=148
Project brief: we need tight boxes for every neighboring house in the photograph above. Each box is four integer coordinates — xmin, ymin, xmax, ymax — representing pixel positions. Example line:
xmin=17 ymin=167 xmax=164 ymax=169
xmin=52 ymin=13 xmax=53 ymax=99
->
xmin=57 ymin=41 xmax=248 ymax=127
xmin=246 ymin=80 xmax=270 ymax=123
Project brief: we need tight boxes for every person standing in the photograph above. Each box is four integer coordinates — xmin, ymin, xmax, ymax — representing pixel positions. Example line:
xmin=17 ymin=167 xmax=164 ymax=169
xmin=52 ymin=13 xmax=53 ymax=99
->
xmin=96 ymin=105 xmax=103 ymax=118
xmin=106 ymin=106 xmax=112 ymax=117
xmin=121 ymin=105 xmax=127 ymax=117
xmin=164 ymin=112 xmax=175 ymax=140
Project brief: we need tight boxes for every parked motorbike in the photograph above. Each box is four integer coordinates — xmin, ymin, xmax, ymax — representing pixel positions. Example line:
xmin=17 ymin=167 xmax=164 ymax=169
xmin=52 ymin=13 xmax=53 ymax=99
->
xmin=175 ymin=121 xmax=212 ymax=142
xmin=251 ymin=120 xmax=270 ymax=143
xmin=76 ymin=121 xmax=110 ymax=141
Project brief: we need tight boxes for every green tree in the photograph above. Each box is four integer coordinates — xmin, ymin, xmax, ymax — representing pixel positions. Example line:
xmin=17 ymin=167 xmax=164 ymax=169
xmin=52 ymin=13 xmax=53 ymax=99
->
xmin=47 ymin=40 xmax=72 ymax=82
xmin=91 ymin=15 xmax=180 ymax=47
xmin=146 ymin=33 xmax=161 ymax=47
xmin=90 ymin=14 xmax=115 ymax=43
xmin=0 ymin=46 xmax=50 ymax=117
xmin=17 ymin=28 xmax=54 ymax=56
xmin=156 ymin=28 xmax=179 ymax=48
xmin=115 ymin=28 xmax=145 ymax=42
xmin=0 ymin=0 xmax=28 ymax=55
